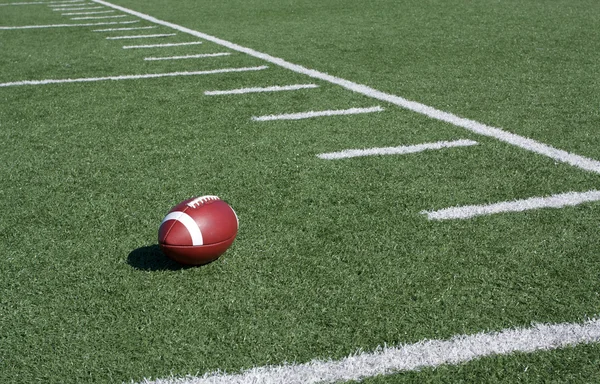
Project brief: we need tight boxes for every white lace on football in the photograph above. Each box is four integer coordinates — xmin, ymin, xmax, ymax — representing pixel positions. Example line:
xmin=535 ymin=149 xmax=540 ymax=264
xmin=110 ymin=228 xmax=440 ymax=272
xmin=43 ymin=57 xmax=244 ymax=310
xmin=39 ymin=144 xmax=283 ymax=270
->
xmin=186 ymin=195 xmax=220 ymax=209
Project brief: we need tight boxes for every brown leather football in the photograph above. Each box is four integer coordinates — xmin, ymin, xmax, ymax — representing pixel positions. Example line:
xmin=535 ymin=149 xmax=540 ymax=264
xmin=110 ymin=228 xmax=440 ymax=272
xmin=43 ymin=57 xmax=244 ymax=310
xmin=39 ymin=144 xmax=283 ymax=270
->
xmin=158 ymin=196 xmax=238 ymax=265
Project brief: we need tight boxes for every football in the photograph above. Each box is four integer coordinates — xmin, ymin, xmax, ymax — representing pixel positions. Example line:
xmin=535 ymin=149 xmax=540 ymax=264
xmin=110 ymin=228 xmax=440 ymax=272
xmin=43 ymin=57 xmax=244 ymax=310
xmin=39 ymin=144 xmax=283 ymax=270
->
xmin=158 ymin=195 xmax=238 ymax=265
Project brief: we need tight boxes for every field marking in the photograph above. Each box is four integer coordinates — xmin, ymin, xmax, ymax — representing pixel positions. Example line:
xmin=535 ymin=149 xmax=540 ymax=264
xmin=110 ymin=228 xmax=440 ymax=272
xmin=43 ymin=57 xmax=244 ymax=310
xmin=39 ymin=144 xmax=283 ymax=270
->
xmin=0 ymin=66 xmax=268 ymax=87
xmin=70 ymin=14 xmax=125 ymax=19
xmin=318 ymin=139 xmax=478 ymax=160
xmin=62 ymin=9 xmax=112 ymax=14
xmin=138 ymin=318 xmax=600 ymax=384
xmin=0 ymin=1 xmax=47 ymax=4
xmin=106 ymin=33 xmax=176 ymax=40
xmin=0 ymin=20 xmax=138 ymax=29
xmin=50 ymin=4 xmax=95 ymax=8
xmin=205 ymin=83 xmax=319 ymax=96
xmin=253 ymin=106 xmax=384 ymax=121
xmin=93 ymin=25 xmax=155 ymax=32
xmin=51 ymin=1 xmax=93 ymax=5
xmin=51 ymin=1 xmax=92 ymax=4
xmin=92 ymin=0 xmax=600 ymax=175
xmin=122 ymin=41 xmax=202 ymax=49
xmin=0 ymin=0 xmax=81 ymax=4
xmin=52 ymin=6 xmax=102 ymax=10
xmin=422 ymin=189 xmax=600 ymax=221
xmin=144 ymin=52 xmax=231 ymax=61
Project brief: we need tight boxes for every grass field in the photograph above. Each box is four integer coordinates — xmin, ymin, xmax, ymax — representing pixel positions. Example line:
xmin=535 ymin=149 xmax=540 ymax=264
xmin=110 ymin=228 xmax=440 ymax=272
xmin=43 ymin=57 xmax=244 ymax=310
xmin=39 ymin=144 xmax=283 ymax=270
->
xmin=1 ymin=0 xmax=600 ymax=383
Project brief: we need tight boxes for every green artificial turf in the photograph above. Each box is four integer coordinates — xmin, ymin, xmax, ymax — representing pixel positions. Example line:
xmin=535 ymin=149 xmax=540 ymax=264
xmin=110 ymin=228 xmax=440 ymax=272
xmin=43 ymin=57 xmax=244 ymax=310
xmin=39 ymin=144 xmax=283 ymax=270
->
xmin=1 ymin=0 xmax=600 ymax=383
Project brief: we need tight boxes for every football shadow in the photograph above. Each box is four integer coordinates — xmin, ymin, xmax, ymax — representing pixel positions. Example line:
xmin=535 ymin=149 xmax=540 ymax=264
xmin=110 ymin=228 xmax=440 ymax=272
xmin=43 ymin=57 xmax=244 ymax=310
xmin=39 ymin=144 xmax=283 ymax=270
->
xmin=127 ymin=244 xmax=193 ymax=271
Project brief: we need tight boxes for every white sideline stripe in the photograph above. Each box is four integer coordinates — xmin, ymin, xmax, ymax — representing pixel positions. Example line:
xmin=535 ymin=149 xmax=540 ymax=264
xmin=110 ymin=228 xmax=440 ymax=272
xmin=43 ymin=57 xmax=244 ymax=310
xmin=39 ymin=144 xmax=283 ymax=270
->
xmin=122 ymin=41 xmax=202 ymax=49
xmin=318 ymin=139 xmax=479 ymax=160
xmin=161 ymin=211 xmax=203 ymax=246
xmin=91 ymin=0 xmax=600 ymax=175
xmin=70 ymin=14 xmax=125 ymax=19
xmin=205 ymin=83 xmax=319 ymax=95
xmin=0 ymin=20 xmax=137 ymax=29
xmin=422 ymin=190 xmax=600 ymax=221
xmin=106 ymin=33 xmax=176 ymax=40
xmin=139 ymin=318 xmax=600 ymax=384
xmin=253 ymin=106 xmax=384 ymax=121
xmin=144 ymin=52 xmax=231 ymax=61
xmin=0 ymin=66 xmax=268 ymax=87
xmin=93 ymin=26 xmax=155 ymax=32
xmin=62 ymin=9 xmax=112 ymax=14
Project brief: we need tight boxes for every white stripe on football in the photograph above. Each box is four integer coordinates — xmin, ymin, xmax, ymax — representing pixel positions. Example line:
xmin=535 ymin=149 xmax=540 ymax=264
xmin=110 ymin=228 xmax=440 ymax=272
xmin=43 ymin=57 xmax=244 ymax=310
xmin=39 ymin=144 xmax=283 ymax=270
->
xmin=160 ymin=211 xmax=204 ymax=245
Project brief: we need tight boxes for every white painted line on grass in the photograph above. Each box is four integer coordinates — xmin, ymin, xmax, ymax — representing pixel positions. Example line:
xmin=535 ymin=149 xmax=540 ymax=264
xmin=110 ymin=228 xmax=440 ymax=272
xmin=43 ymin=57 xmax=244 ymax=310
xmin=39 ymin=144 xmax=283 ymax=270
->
xmin=106 ymin=33 xmax=176 ymax=40
xmin=62 ymin=9 xmax=112 ymax=14
xmin=0 ymin=0 xmax=81 ymax=4
xmin=52 ymin=6 xmax=102 ymax=10
xmin=93 ymin=25 xmax=154 ymax=32
xmin=51 ymin=1 xmax=91 ymax=4
xmin=138 ymin=318 xmax=600 ymax=384
xmin=91 ymin=0 xmax=600 ymax=175
xmin=50 ymin=3 xmax=93 ymax=7
xmin=70 ymin=14 xmax=125 ymax=19
xmin=205 ymin=83 xmax=319 ymax=96
xmin=144 ymin=52 xmax=231 ymax=61
xmin=51 ymin=1 xmax=93 ymax=5
xmin=318 ymin=139 xmax=478 ymax=160
xmin=48 ymin=0 xmax=84 ymax=3
xmin=122 ymin=41 xmax=202 ymax=49
xmin=252 ymin=106 xmax=383 ymax=121
xmin=0 ymin=20 xmax=137 ymax=29
xmin=422 ymin=190 xmax=600 ymax=220
xmin=0 ymin=1 xmax=45 ymax=4
xmin=0 ymin=66 xmax=268 ymax=87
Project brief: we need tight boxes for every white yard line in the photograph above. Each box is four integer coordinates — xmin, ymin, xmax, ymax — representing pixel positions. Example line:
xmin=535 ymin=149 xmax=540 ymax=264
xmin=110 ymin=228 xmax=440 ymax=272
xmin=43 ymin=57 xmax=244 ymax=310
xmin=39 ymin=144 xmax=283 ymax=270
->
xmin=93 ymin=25 xmax=155 ymax=32
xmin=52 ymin=1 xmax=91 ymax=4
xmin=253 ymin=106 xmax=384 ymax=121
xmin=0 ymin=0 xmax=81 ymax=5
xmin=422 ymin=189 xmax=600 ymax=220
xmin=91 ymin=0 xmax=600 ymax=175
xmin=70 ymin=14 xmax=125 ymax=19
xmin=106 ymin=33 xmax=176 ymax=40
xmin=0 ymin=20 xmax=137 ymax=29
xmin=318 ymin=139 xmax=478 ymax=160
xmin=51 ymin=4 xmax=94 ymax=9
xmin=61 ymin=9 xmax=112 ymax=14
xmin=205 ymin=83 xmax=319 ymax=95
xmin=0 ymin=66 xmax=268 ymax=87
xmin=144 ymin=52 xmax=231 ymax=61
xmin=138 ymin=318 xmax=600 ymax=384
xmin=122 ymin=41 xmax=202 ymax=49
xmin=52 ymin=6 xmax=103 ymax=10
xmin=50 ymin=1 xmax=93 ymax=5
xmin=0 ymin=1 xmax=47 ymax=4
